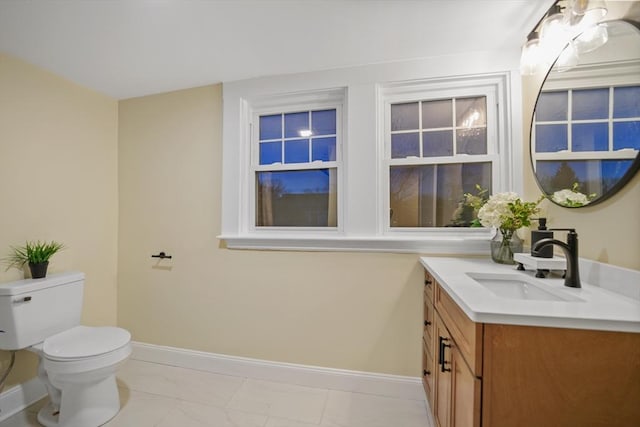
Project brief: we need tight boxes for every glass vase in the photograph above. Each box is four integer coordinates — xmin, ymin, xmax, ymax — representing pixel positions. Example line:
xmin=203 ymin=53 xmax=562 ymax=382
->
xmin=490 ymin=229 xmax=523 ymax=264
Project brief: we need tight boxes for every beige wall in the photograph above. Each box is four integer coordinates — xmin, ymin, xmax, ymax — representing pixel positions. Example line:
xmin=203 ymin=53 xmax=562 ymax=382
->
xmin=522 ymin=5 xmax=640 ymax=271
xmin=117 ymin=85 xmax=422 ymax=376
xmin=0 ymin=54 xmax=119 ymax=388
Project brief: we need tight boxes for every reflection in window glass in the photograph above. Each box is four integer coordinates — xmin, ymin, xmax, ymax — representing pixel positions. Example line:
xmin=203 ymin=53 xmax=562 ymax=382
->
xmin=613 ymin=121 xmax=640 ymax=150
xmin=256 ymin=169 xmax=337 ymax=227
xmin=572 ymin=123 xmax=608 ymax=151
xmin=422 ymin=131 xmax=453 ymax=157
xmin=259 ymin=141 xmax=281 ymax=165
xmin=535 ymin=124 xmax=568 ymax=152
xmin=389 ymin=162 xmax=492 ymax=227
xmin=284 ymin=112 xmax=310 ymax=138
xmin=260 ymin=115 xmax=282 ymax=140
xmin=284 ymin=139 xmax=309 ymax=163
xmin=312 ymin=137 xmax=336 ymax=161
xmin=312 ymin=110 xmax=337 ymax=135
xmin=457 ymin=128 xmax=487 ymax=155
xmin=391 ymin=102 xmax=419 ymax=131
xmin=536 ymin=159 xmax=633 ymax=198
xmin=614 ymin=86 xmax=640 ymax=118
xmin=422 ymin=99 xmax=452 ymax=128
xmin=456 ymin=97 xmax=487 ymax=127
xmin=536 ymin=91 xmax=568 ymax=121
xmin=392 ymin=133 xmax=420 ymax=158
xmin=572 ymin=88 xmax=609 ymax=120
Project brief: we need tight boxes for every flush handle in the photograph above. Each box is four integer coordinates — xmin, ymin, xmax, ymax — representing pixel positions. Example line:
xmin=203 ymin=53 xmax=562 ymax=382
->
xmin=13 ymin=296 xmax=32 ymax=304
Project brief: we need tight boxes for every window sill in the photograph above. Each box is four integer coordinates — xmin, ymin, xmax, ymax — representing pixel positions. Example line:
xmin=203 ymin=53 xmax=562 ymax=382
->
xmin=218 ymin=230 xmax=493 ymax=254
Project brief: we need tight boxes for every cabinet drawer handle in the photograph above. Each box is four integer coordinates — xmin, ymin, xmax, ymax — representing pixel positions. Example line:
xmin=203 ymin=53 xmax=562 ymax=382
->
xmin=424 ymin=279 xmax=432 ymax=286
xmin=438 ymin=336 xmax=452 ymax=373
xmin=424 ymin=320 xmax=432 ymax=326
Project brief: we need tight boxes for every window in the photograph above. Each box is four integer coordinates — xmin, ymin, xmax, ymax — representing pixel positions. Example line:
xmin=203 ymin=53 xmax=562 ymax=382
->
xmin=255 ymin=109 xmax=338 ymax=227
xmin=532 ymin=85 xmax=640 ymax=196
xmin=382 ymin=82 xmax=502 ymax=230
xmin=221 ymin=66 xmax=516 ymax=253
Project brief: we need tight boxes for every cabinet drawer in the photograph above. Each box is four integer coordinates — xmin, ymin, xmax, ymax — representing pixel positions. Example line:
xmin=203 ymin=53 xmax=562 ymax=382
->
xmin=435 ymin=282 xmax=483 ymax=376
xmin=424 ymin=271 xmax=435 ymax=303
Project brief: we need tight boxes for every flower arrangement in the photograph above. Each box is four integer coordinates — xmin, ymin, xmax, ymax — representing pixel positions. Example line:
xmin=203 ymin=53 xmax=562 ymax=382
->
xmin=552 ymin=183 xmax=596 ymax=207
xmin=477 ymin=192 xmax=543 ymax=264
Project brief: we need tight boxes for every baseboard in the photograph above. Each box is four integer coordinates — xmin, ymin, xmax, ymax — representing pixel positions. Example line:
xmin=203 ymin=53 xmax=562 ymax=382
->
xmin=0 ymin=377 xmax=46 ymax=422
xmin=131 ymin=341 xmax=424 ymax=401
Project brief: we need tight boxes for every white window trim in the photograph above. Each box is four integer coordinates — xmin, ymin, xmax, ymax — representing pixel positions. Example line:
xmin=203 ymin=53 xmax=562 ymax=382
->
xmin=220 ymin=61 xmax=521 ymax=254
xmin=248 ymin=89 xmax=345 ymax=234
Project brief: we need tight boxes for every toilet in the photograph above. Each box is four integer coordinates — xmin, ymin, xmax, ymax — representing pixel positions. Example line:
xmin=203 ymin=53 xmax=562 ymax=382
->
xmin=0 ymin=272 xmax=131 ymax=427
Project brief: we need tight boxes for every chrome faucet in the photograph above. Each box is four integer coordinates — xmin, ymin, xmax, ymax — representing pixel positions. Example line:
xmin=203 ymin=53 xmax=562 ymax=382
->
xmin=531 ymin=228 xmax=581 ymax=288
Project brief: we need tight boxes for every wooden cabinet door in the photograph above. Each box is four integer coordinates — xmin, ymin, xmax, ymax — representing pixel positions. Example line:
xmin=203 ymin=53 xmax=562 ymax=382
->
xmin=434 ymin=315 xmax=452 ymax=427
xmin=451 ymin=346 xmax=481 ymax=427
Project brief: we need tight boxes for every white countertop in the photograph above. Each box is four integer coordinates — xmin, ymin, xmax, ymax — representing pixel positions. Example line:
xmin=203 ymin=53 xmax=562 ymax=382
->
xmin=419 ymin=256 xmax=640 ymax=333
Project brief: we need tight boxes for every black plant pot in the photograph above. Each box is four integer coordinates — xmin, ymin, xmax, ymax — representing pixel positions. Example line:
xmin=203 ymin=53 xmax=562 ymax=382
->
xmin=29 ymin=261 xmax=49 ymax=279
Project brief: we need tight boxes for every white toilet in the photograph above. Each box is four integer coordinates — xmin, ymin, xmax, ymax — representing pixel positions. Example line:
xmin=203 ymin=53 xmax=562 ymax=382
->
xmin=0 ymin=272 xmax=131 ymax=427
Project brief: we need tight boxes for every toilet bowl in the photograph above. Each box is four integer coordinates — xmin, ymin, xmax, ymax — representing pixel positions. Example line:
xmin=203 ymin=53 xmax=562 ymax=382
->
xmin=30 ymin=326 xmax=132 ymax=427
xmin=0 ymin=272 xmax=131 ymax=427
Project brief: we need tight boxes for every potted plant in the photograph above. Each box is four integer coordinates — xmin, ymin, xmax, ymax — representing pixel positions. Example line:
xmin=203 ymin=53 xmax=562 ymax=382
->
xmin=3 ymin=240 xmax=65 ymax=279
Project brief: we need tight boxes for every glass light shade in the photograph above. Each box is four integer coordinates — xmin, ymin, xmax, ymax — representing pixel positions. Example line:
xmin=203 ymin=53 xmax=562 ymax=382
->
xmin=565 ymin=0 xmax=608 ymax=33
xmin=554 ymin=42 xmax=579 ymax=72
xmin=574 ymin=23 xmax=609 ymax=54
xmin=520 ymin=35 xmax=544 ymax=75
xmin=540 ymin=10 xmax=569 ymax=43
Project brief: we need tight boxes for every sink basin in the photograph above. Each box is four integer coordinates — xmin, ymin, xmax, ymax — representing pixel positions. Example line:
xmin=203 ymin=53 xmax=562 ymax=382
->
xmin=466 ymin=272 xmax=584 ymax=302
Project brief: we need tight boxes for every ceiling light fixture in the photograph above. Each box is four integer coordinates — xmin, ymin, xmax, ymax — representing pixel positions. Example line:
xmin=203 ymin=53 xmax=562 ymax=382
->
xmin=520 ymin=0 xmax=608 ymax=75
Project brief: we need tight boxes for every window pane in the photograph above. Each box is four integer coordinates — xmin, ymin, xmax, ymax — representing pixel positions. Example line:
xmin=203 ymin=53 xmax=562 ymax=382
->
xmin=391 ymin=132 xmax=420 ymax=158
xmin=284 ymin=112 xmax=309 ymax=138
xmin=256 ymin=169 xmax=337 ymax=227
xmin=422 ymin=99 xmax=452 ymax=129
xmin=284 ymin=139 xmax=309 ymax=163
xmin=312 ymin=137 xmax=336 ymax=161
xmin=535 ymin=124 xmax=567 ymax=152
xmin=614 ymin=86 xmax=640 ymax=118
xmin=613 ymin=121 xmax=640 ymax=150
xmin=423 ymin=130 xmax=453 ymax=157
xmin=312 ymin=109 xmax=336 ymax=135
xmin=572 ymin=123 xmax=608 ymax=151
xmin=259 ymin=141 xmax=281 ymax=165
xmin=389 ymin=163 xmax=492 ymax=227
xmin=536 ymin=91 xmax=568 ymax=121
xmin=573 ymin=88 xmax=609 ymax=120
xmin=260 ymin=114 xmax=282 ymax=140
xmin=391 ymin=102 xmax=419 ymax=131
xmin=457 ymin=128 xmax=487 ymax=155
xmin=456 ymin=97 xmax=486 ymax=127
xmin=536 ymin=159 xmax=633 ymax=197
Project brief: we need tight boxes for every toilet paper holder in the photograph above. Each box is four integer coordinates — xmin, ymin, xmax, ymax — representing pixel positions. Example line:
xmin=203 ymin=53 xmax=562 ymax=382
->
xmin=151 ymin=252 xmax=172 ymax=260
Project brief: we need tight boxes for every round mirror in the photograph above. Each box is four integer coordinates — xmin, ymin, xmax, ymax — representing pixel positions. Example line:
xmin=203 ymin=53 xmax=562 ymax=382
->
xmin=530 ymin=19 xmax=640 ymax=208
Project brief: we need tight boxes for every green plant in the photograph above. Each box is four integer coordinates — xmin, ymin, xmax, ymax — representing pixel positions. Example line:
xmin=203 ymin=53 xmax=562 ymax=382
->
xmin=3 ymin=240 xmax=65 ymax=271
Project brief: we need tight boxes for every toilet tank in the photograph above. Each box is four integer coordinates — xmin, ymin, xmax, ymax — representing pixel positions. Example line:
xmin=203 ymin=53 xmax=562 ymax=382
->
xmin=0 ymin=272 xmax=84 ymax=350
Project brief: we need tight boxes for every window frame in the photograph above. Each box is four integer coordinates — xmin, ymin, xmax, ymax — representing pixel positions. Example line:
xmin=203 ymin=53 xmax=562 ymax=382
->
xmin=378 ymin=77 xmax=510 ymax=235
xmin=220 ymin=65 xmax=520 ymax=253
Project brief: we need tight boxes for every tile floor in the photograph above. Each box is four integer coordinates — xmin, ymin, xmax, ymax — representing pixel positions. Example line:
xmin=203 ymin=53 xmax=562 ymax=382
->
xmin=0 ymin=359 xmax=434 ymax=427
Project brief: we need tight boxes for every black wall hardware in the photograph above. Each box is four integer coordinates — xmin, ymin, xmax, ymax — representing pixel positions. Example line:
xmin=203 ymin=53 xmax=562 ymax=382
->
xmin=151 ymin=252 xmax=172 ymax=260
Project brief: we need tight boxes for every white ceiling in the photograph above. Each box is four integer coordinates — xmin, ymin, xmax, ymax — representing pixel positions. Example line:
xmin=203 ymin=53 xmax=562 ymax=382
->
xmin=0 ymin=0 xmax=555 ymax=99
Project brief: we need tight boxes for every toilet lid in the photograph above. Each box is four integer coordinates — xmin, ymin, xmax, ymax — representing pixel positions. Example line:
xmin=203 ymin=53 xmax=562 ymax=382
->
xmin=43 ymin=325 xmax=131 ymax=360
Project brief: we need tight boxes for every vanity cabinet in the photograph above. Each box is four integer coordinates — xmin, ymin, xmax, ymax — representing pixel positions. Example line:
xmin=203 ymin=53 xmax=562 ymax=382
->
xmin=422 ymin=269 xmax=640 ymax=427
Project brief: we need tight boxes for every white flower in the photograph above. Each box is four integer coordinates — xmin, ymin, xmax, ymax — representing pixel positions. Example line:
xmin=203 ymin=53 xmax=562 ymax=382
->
xmin=477 ymin=192 xmax=519 ymax=228
xmin=552 ymin=189 xmax=591 ymax=207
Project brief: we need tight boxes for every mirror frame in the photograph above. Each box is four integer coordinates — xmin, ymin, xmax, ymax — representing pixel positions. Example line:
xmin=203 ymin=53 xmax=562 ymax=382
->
xmin=530 ymin=19 xmax=640 ymax=208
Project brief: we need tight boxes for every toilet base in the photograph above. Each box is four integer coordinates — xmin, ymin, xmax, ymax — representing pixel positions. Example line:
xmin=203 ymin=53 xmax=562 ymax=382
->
xmin=37 ymin=374 xmax=121 ymax=427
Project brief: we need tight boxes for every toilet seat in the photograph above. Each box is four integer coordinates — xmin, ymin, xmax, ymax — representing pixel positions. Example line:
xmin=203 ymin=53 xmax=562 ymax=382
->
xmin=43 ymin=326 xmax=130 ymax=361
